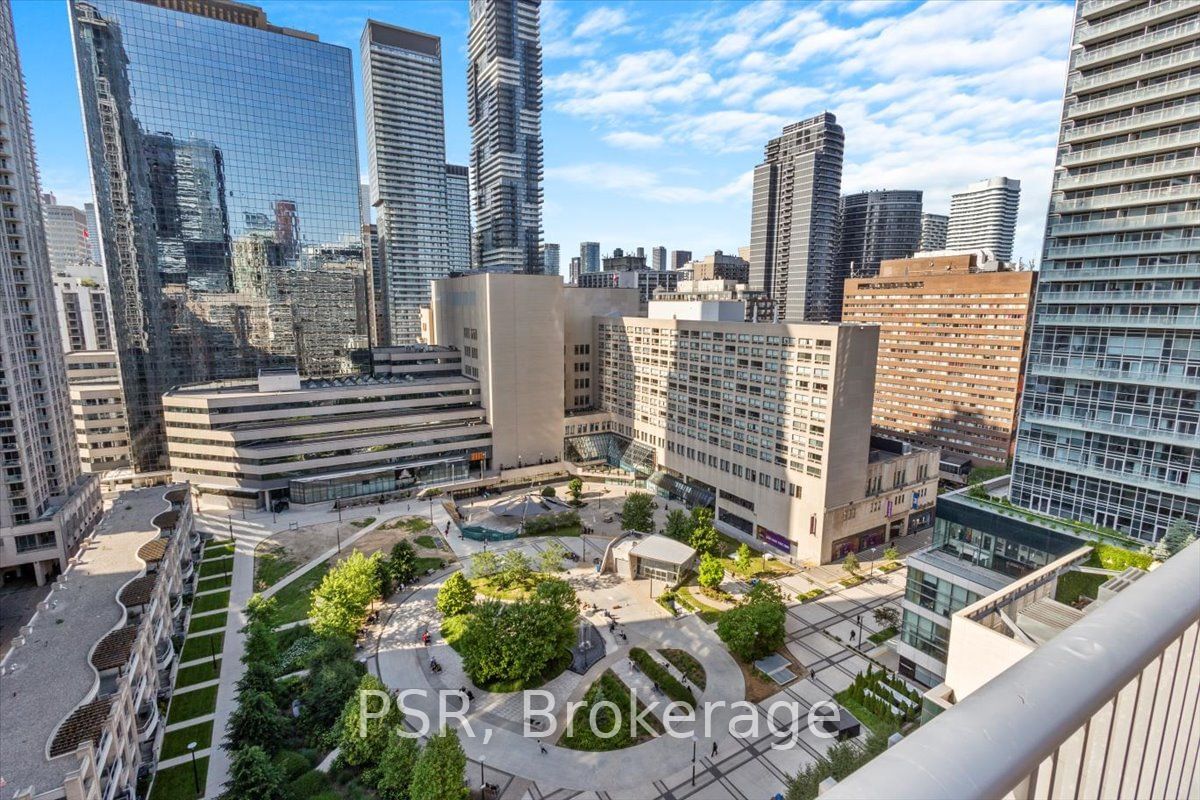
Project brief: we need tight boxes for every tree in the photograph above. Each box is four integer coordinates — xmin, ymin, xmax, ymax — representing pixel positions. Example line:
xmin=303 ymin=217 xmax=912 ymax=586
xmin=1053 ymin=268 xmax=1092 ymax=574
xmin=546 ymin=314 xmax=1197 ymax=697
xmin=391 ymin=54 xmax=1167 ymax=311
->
xmin=533 ymin=576 xmax=578 ymax=618
xmin=734 ymin=543 xmax=754 ymax=574
xmin=338 ymin=674 xmax=403 ymax=768
xmin=540 ymin=485 xmax=556 ymax=497
xmin=370 ymin=736 xmax=421 ymax=800
xmin=243 ymin=594 xmax=278 ymax=628
xmin=300 ymin=659 xmax=361 ymax=741
xmin=567 ymin=477 xmax=584 ymax=505
xmin=1161 ymin=519 xmax=1197 ymax=558
xmin=223 ymin=745 xmax=284 ymax=800
xmin=664 ymin=508 xmax=695 ymax=543
xmin=236 ymin=660 xmax=280 ymax=703
xmin=436 ymin=571 xmax=476 ymax=617
xmin=388 ymin=540 xmax=419 ymax=587
xmin=225 ymin=688 xmax=286 ymax=753
xmin=469 ymin=549 xmax=499 ymax=579
xmin=409 ymin=727 xmax=468 ymax=800
xmin=842 ymin=552 xmax=860 ymax=577
xmin=496 ymin=549 xmax=532 ymax=588
xmin=538 ymin=540 xmax=568 ymax=574
xmin=457 ymin=579 xmax=577 ymax=687
xmin=717 ymin=581 xmax=786 ymax=662
xmin=690 ymin=520 xmax=721 ymax=558
xmin=882 ymin=546 xmax=900 ymax=564
xmin=620 ymin=491 xmax=655 ymax=533
xmin=691 ymin=506 xmax=714 ymax=529
xmin=310 ymin=550 xmax=382 ymax=640
xmin=872 ymin=606 xmax=900 ymax=629
xmin=697 ymin=553 xmax=725 ymax=591
xmin=241 ymin=620 xmax=278 ymax=668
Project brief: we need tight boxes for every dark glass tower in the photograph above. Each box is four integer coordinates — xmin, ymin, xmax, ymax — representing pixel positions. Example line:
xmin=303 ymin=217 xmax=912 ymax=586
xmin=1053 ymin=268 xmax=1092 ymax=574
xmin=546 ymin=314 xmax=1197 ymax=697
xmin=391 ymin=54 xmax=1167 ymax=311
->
xmin=70 ymin=0 xmax=363 ymax=472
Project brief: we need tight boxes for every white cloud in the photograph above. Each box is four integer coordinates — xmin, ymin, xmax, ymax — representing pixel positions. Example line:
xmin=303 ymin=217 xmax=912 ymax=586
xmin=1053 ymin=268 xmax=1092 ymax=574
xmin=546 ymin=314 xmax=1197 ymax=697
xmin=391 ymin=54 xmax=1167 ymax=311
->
xmin=547 ymin=163 xmax=752 ymax=204
xmin=755 ymin=86 xmax=824 ymax=114
xmin=603 ymin=131 xmax=665 ymax=150
xmin=572 ymin=6 xmax=631 ymax=38
xmin=844 ymin=0 xmax=906 ymax=16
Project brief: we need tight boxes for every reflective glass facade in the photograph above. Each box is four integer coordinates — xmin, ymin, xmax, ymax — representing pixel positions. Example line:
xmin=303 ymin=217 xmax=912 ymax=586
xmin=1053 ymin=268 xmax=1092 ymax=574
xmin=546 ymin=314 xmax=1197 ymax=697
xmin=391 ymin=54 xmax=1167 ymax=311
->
xmin=1009 ymin=1 xmax=1200 ymax=542
xmin=71 ymin=0 xmax=362 ymax=471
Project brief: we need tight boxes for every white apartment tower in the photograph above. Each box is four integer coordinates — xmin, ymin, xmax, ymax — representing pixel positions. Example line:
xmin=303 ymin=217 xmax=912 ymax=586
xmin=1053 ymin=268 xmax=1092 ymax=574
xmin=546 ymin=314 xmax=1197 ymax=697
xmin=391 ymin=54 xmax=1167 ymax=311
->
xmin=1 ymin=0 xmax=100 ymax=583
xmin=468 ymin=0 xmax=543 ymax=273
xmin=919 ymin=212 xmax=948 ymax=251
xmin=362 ymin=20 xmax=452 ymax=345
xmin=40 ymin=192 xmax=92 ymax=271
xmin=945 ymin=176 xmax=1021 ymax=261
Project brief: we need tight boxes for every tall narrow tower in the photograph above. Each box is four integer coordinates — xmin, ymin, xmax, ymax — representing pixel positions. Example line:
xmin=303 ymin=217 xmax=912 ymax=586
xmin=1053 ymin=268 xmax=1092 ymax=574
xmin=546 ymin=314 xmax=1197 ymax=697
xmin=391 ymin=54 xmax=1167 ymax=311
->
xmin=1010 ymin=0 xmax=1200 ymax=543
xmin=748 ymin=113 xmax=844 ymax=322
xmin=467 ymin=0 xmax=543 ymax=273
xmin=945 ymin=177 xmax=1021 ymax=261
xmin=362 ymin=20 xmax=451 ymax=345
xmin=1 ymin=0 xmax=99 ymax=582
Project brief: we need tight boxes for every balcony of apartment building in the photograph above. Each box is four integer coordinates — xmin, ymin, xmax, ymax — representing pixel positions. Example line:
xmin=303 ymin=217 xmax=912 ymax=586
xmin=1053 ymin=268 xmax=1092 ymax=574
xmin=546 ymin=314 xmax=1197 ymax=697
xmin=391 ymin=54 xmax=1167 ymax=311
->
xmin=117 ymin=573 xmax=158 ymax=626
xmin=1071 ymin=47 xmax=1200 ymax=93
xmin=825 ymin=542 xmax=1199 ymax=800
xmin=1049 ymin=207 xmax=1198 ymax=235
xmin=1079 ymin=0 xmax=1197 ymax=43
xmin=1054 ymin=182 xmax=1200 ymax=212
xmin=1062 ymin=100 xmax=1200 ymax=144
xmin=90 ymin=625 xmax=139 ymax=700
xmin=1072 ymin=17 xmax=1200 ymax=70
xmin=1058 ymin=129 xmax=1200 ymax=166
xmin=1045 ymin=235 xmax=1200 ymax=260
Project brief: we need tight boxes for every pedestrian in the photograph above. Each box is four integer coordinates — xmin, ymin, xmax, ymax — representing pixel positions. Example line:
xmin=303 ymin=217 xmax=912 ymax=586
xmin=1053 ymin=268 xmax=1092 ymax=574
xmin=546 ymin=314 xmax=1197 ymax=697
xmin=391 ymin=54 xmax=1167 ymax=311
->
xmin=711 ymin=741 xmax=718 ymax=758
xmin=538 ymin=740 xmax=547 ymax=755
xmin=467 ymin=689 xmax=475 ymax=703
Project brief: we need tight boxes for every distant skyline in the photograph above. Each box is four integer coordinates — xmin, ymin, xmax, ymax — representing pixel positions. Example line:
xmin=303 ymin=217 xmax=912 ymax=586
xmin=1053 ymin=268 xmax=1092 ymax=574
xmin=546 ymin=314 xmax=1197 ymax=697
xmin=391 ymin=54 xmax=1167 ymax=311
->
xmin=14 ymin=0 xmax=1072 ymax=271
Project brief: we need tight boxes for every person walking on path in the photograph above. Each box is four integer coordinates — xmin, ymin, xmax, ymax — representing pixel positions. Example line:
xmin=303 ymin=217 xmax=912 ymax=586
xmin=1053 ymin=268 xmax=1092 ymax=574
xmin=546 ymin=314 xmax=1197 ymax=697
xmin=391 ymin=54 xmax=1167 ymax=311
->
xmin=711 ymin=741 xmax=719 ymax=758
xmin=538 ymin=740 xmax=547 ymax=755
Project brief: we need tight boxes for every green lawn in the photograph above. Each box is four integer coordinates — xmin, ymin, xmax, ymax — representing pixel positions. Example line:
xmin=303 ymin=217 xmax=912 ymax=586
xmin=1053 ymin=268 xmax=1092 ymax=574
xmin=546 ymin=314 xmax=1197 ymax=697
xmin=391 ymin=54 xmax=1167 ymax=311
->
xmin=195 ymin=572 xmax=231 ymax=592
xmin=350 ymin=516 xmax=376 ymax=528
xmin=149 ymin=755 xmax=207 ymax=800
xmin=253 ymin=545 xmax=303 ymax=592
xmin=676 ymin=585 xmax=726 ymax=623
xmin=661 ymin=648 xmax=706 ymax=690
xmin=381 ymin=516 xmax=431 ymax=532
xmin=175 ymin=659 xmax=221 ymax=689
xmin=414 ymin=534 xmax=439 ymax=549
xmin=272 ymin=561 xmax=330 ymax=625
xmin=198 ymin=558 xmax=232 ymax=579
xmin=160 ymin=720 xmax=214 ymax=760
xmin=1055 ymin=570 xmax=1109 ymax=605
xmin=718 ymin=552 xmax=794 ymax=580
xmin=187 ymin=611 xmax=227 ymax=634
xmin=520 ymin=523 xmax=582 ymax=538
xmin=204 ymin=541 xmax=235 ymax=558
xmin=166 ymin=685 xmax=218 ymax=725
xmin=415 ymin=555 xmax=445 ymax=573
xmin=192 ymin=590 xmax=229 ymax=614
xmin=833 ymin=690 xmax=897 ymax=739
xmin=1087 ymin=543 xmax=1152 ymax=571
xmin=180 ymin=632 xmax=224 ymax=663
xmin=560 ymin=671 xmax=662 ymax=751
xmin=630 ymin=647 xmax=694 ymax=709
xmin=868 ymin=626 xmax=898 ymax=645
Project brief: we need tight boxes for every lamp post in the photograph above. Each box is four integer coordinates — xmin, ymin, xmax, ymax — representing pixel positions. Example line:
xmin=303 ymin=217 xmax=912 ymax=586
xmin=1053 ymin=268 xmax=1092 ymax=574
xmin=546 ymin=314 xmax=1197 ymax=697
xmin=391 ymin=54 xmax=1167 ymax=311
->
xmin=227 ymin=514 xmax=233 ymax=542
xmin=479 ymin=755 xmax=486 ymax=795
xmin=336 ymin=523 xmax=342 ymax=555
xmin=208 ymin=636 xmax=217 ymax=668
xmin=691 ymin=735 xmax=698 ymax=785
xmin=856 ymin=613 xmax=863 ymax=646
xmin=187 ymin=741 xmax=199 ymax=795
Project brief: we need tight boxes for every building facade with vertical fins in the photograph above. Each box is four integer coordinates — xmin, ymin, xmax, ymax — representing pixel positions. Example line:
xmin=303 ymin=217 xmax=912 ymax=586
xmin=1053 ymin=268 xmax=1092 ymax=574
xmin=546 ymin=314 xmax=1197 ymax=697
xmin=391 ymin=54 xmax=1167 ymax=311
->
xmin=945 ymin=176 xmax=1021 ymax=262
xmin=1010 ymin=0 xmax=1200 ymax=543
xmin=467 ymin=0 xmax=543 ymax=273
xmin=749 ymin=113 xmax=845 ymax=322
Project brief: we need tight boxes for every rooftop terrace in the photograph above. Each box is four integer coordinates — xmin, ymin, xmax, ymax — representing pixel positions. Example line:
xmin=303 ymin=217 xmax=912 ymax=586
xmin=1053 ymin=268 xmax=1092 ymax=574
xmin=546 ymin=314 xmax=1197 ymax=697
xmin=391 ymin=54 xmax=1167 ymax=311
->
xmin=0 ymin=485 xmax=186 ymax=795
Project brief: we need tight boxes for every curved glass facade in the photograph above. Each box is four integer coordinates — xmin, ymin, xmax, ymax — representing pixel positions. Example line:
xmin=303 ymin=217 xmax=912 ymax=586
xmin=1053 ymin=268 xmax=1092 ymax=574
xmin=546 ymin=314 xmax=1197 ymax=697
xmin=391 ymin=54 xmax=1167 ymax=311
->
xmin=70 ymin=0 xmax=363 ymax=471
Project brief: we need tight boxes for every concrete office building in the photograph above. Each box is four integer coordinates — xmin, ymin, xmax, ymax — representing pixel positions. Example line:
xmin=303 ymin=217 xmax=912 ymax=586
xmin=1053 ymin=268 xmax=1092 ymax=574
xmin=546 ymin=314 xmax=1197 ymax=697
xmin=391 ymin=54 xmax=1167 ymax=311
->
xmin=541 ymin=242 xmax=561 ymax=276
xmin=669 ymin=249 xmax=692 ymax=271
xmin=71 ymin=0 xmax=364 ymax=473
xmin=360 ymin=181 xmax=371 ymax=226
xmin=602 ymin=247 xmax=647 ymax=271
xmin=654 ymin=279 xmax=775 ymax=323
xmin=362 ymin=20 xmax=452 ymax=345
xmin=84 ymin=200 xmax=102 ymax=263
xmin=836 ymin=189 xmax=923 ymax=289
xmin=842 ymin=252 xmax=1036 ymax=481
xmin=446 ymin=163 xmax=471 ymax=271
xmin=578 ymin=268 xmax=680 ymax=310
xmin=580 ymin=241 xmax=601 ymax=273
xmin=163 ymin=349 xmax=490 ymax=508
xmin=568 ymin=256 xmax=582 ymax=284
xmin=749 ymin=113 xmax=845 ymax=322
xmin=1010 ymin=1 xmax=1200 ymax=543
xmin=1 ymin=0 xmax=101 ymax=587
xmin=41 ymin=192 xmax=92 ymax=271
xmin=651 ymin=245 xmax=666 ymax=271
xmin=919 ymin=212 xmax=948 ymax=251
xmin=945 ymin=177 xmax=1021 ymax=262
xmin=468 ymin=0 xmax=543 ymax=273
xmin=65 ymin=350 xmax=132 ymax=475
xmin=1 ymin=485 xmax=196 ymax=800
xmin=687 ymin=250 xmax=751 ymax=283
xmin=53 ymin=274 xmax=114 ymax=352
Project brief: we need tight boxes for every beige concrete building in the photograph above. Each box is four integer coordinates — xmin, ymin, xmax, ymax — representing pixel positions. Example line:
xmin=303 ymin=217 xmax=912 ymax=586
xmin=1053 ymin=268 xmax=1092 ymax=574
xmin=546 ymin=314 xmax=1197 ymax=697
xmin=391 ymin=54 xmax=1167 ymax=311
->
xmin=841 ymin=252 xmax=1036 ymax=481
xmin=65 ymin=350 xmax=132 ymax=475
xmin=162 ymin=350 xmax=491 ymax=508
xmin=1 ymin=485 xmax=196 ymax=800
xmin=592 ymin=309 xmax=937 ymax=563
xmin=653 ymin=279 xmax=775 ymax=322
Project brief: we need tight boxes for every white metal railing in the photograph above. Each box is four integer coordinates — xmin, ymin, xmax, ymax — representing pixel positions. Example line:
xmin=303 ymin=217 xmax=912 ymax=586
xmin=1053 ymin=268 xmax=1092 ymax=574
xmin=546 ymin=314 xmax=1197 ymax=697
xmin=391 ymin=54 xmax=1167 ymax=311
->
xmin=1059 ymin=129 xmax=1200 ymax=166
xmin=1062 ymin=101 xmax=1200 ymax=143
xmin=1073 ymin=18 xmax=1200 ymax=69
xmin=1068 ymin=73 xmax=1200 ymax=117
xmin=1072 ymin=47 xmax=1200 ymax=93
xmin=825 ymin=542 xmax=1200 ymax=800
xmin=1054 ymin=182 xmax=1200 ymax=211
xmin=1048 ymin=209 xmax=1197 ymax=235
xmin=1045 ymin=236 xmax=1200 ymax=258
xmin=1080 ymin=0 xmax=1198 ymax=43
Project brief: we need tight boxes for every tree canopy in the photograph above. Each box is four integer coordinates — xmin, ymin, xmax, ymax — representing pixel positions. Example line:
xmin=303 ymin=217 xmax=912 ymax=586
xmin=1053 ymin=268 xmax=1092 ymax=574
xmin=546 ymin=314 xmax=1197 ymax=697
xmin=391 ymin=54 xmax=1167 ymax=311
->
xmin=436 ymin=571 xmax=476 ymax=617
xmin=310 ymin=550 xmax=382 ymax=640
xmin=408 ymin=727 xmax=468 ymax=800
xmin=620 ymin=491 xmax=655 ymax=533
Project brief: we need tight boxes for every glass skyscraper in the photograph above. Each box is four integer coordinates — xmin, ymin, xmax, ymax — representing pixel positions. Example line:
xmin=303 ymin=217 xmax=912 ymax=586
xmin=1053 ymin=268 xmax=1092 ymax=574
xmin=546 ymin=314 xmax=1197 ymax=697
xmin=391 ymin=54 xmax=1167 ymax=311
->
xmin=70 ymin=0 xmax=363 ymax=472
xmin=1010 ymin=0 xmax=1200 ymax=543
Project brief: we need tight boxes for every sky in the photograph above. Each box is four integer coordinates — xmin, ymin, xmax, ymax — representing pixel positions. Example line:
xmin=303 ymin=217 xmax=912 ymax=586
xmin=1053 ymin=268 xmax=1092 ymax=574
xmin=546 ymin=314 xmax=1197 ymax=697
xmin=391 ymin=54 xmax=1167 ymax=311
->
xmin=13 ymin=0 xmax=1075 ymax=271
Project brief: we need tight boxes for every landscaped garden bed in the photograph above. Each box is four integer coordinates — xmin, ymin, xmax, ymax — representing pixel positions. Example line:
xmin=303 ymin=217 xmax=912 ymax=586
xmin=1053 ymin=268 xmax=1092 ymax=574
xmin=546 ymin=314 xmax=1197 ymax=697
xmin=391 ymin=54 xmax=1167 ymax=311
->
xmin=187 ymin=610 xmax=226 ymax=634
xmin=166 ymin=684 xmax=218 ymax=725
xmin=175 ymin=659 xmax=221 ymax=688
xmin=192 ymin=590 xmax=229 ymax=614
xmin=180 ymin=632 xmax=224 ymax=663
xmin=661 ymin=648 xmax=706 ymax=690
xmin=160 ymin=720 xmax=214 ymax=760
xmin=560 ymin=670 xmax=662 ymax=751
xmin=630 ymin=647 xmax=695 ymax=709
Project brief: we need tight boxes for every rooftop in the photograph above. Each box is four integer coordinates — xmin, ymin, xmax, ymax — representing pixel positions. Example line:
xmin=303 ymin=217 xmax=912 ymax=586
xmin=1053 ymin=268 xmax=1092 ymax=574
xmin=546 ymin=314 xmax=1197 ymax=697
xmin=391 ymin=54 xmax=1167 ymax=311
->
xmin=628 ymin=534 xmax=698 ymax=566
xmin=166 ymin=371 xmax=477 ymax=399
xmin=0 ymin=485 xmax=185 ymax=795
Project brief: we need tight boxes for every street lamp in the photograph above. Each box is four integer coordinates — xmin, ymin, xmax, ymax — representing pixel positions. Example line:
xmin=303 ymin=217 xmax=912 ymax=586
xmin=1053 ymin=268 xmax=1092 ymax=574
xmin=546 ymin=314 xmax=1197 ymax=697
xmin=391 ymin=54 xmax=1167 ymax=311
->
xmin=208 ymin=636 xmax=218 ymax=668
xmin=187 ymin=741 xmax=199 ymax=795
xmin=856 ymin=613 xmax=863 ymax=646
xmin=691 ymin=735 xmax=698 ymax=785
xmin=479 ymin=755 xmax=486 ymax=794
xmin=227 ymin=513 xmax=233 ymax=542
xmin=336 ymin=523 xmax=342 ymax=555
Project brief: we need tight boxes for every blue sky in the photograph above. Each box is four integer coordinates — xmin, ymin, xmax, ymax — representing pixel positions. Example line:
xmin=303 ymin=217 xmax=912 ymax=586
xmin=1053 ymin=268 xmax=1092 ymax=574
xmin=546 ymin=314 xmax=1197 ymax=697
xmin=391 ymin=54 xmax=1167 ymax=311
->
xmin=14 ymin=0 xmax=1074 ymax=270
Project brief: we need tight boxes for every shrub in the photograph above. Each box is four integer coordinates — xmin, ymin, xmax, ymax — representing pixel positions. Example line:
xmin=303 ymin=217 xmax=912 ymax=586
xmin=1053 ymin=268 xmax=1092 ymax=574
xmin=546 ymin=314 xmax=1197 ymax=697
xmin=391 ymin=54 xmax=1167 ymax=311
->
xmin=436 ymin=572 xmax=476 ymax=617
xmin=272 ymin=750 xmax=310 ymax=782
xmin=630 ymin=648 xmax=695 ymax=709
xmin=540 ymin=485 xmax=556 ymax=497
xmin=409 ymin=727 xmax=468 ymax=800
xmin=697 ymin=553 xmax=724 ymax=591
xmin=285 ymin=769 xmax=331 ymax=800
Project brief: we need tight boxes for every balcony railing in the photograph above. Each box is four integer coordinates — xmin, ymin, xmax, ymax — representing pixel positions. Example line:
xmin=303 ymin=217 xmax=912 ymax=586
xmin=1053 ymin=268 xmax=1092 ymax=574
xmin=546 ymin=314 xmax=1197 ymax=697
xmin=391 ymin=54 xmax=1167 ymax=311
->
xmin=1071 ymin=47 xmax=1200 ymax=93
xmin=1045 ymin=236 xmax=1200 ymax=258
xmin=1059 ymin=130 xmax=1200 ymax=166
xmin=1079 ymin=0 xmax=1199 ymax=43
xmin=1054 ymin=182 xmax=1200 ymax=211
xmin=1068 ymin=73 xmax=1200 ymax=117
xmin=1073 ymin=18 xmax=1200 ymax=69
xmin=1062 ymin=101 xmax=1200 ymax=144
xmin=824 ymin=543 xmax=1200 ymax=800
xmin=1048 ymin=208 xmax=1197 ymax=235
